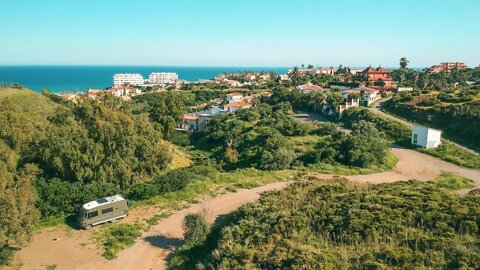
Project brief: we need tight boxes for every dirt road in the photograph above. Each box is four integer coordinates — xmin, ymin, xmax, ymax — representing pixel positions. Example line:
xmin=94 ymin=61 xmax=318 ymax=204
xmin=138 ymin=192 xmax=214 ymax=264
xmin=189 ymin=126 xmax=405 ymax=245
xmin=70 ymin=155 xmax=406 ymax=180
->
xmin=10 ymin=148 xmax=480 ymax=270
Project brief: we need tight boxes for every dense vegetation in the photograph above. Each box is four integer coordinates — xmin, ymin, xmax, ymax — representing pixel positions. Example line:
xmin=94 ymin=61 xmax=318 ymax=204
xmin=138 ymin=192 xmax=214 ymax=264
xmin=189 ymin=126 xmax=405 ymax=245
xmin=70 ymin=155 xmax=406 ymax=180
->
xmin=342 ymin=107 xmax=411 ymax=145
xmin=194 ymin=103 xmax=392 ymax=172
xmin=0 ymin=100 xmax=40 ymax=263
xmin=171 ymin=175 xmax=480 ymax=269
xmin=0 ymin=88 xmax=190 ymax=264
xmin=383 ymin=88 xmax=480 ymax=151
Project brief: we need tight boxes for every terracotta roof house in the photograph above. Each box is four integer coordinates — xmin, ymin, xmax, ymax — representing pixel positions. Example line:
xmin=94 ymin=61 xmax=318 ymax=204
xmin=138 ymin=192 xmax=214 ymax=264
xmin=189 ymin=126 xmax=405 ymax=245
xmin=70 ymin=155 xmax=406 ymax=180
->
xmin=178 ymin=114 xmax=200 ymax=132
xmin=358 ymin=65 xmax=394 ymax=87
xmin=226 ymin=92 xmax=244 ymax=103
xmin=297 ymin=83 xmax=327 ymax=94
xmin=223 ymin=101 xmax=251 ymax=112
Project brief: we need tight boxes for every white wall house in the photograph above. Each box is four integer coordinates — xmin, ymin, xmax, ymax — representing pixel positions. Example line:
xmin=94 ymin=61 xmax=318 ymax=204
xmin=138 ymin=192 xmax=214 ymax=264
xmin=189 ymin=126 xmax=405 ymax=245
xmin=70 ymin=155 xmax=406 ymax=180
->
xmin=411 ymin=125 xmax=442 ymax=148
xmin=178 ymin=115 xmax=200 ymax=132
xmin=226 ymin=93 xmax=243 ymax=103
xmin=362 ymin=90 xmax=380 ymax=106
xmin=148 ymin=72 xmax=179 ymax=84
xmin=113 ymin=74 xmax=144 ymax=87
xmin=223 ymin=102 xmax=251 ymax=112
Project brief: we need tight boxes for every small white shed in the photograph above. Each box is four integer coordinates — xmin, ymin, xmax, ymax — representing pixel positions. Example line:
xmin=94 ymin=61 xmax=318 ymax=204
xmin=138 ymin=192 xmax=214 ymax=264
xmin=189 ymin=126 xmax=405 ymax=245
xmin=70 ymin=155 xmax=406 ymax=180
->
xmin=411 ymin=125 xmax=442 ymax=148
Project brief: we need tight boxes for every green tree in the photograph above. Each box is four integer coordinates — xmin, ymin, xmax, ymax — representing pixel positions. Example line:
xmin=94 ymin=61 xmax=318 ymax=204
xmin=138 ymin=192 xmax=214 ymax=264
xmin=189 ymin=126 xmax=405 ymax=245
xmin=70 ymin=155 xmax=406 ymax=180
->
xmin=148 ymin=93 xmax=185 ymax=139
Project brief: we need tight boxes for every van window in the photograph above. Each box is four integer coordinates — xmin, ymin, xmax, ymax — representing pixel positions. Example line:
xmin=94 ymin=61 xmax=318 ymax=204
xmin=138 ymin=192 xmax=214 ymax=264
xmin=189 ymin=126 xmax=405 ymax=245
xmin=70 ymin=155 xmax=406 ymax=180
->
xmin=87 ymin=211 xmax=98 ymax=218
xmin=102 ymin=207 xmax=113 ymax=214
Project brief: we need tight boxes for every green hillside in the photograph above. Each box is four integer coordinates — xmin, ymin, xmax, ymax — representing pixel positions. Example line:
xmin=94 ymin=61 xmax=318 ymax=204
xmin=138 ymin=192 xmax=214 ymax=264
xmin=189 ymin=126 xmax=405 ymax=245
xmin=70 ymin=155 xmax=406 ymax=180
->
xmin=0 ymin=87 xmax=58 ymax=123
xmin=171 ymin=175 xmax=480 ymax=269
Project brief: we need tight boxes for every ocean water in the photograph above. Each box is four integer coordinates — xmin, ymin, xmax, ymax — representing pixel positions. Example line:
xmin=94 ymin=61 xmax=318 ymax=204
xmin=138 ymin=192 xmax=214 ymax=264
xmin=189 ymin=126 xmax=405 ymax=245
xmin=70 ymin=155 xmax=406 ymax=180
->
xmin=0 ymin=66 xmax=290 ymax=92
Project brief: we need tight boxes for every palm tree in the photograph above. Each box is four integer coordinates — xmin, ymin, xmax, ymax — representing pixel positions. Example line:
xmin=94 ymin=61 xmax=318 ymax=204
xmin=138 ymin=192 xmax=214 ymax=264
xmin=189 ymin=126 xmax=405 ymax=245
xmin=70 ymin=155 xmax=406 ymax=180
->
xmin=400 ymin=57 xmax=409 ymax=70
xmin=289 ymin=67 xmax=301 ymax=86
xmin=412 ymin=71 xmax=420 ymax=90
xmin=399 ymin=57 xmax=409 ymax=86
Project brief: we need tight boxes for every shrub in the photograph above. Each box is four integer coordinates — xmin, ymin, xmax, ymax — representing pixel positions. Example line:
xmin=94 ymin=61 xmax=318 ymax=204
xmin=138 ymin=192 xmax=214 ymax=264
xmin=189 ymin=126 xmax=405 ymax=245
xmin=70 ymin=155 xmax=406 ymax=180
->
xmin=35 ymin=178 xmax=121 ymax=218
xmin=98 ymin=223 xmax=144 ymax=259
xmin=183 ymin=214 xmax=210 ymax=245
xmin=0 ymin=245 xmax=14 ymax=265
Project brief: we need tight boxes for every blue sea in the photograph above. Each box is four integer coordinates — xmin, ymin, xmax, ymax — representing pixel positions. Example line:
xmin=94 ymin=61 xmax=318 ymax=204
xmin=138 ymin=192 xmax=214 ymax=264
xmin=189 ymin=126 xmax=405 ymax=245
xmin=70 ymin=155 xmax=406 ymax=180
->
xmin=0 ymin=66 xmax=291 ymax=92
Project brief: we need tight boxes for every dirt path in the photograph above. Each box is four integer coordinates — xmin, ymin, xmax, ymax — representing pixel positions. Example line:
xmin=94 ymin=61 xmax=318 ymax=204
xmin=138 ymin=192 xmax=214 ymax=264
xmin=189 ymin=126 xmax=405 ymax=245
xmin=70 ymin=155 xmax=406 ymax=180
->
xmin=8 ymin=148 xmax=480 ymax=270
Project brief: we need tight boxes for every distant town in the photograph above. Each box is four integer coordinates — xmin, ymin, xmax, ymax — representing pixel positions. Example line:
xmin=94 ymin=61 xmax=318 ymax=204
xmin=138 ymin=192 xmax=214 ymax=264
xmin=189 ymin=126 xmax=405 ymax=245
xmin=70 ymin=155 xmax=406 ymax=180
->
xmin=56 ymin=61 xmax=473 ymax=134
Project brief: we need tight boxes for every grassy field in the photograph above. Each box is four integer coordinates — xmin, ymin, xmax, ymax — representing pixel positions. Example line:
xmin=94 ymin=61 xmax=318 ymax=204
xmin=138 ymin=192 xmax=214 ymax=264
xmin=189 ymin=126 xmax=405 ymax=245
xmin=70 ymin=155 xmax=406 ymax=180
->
xmin=137 ymin=168 xmax=293 ymax=208
xmin=95 ymin=223 xmax=145 ymax=259
xmin=0 ymin=87 xmax=58 ymax=124
xmin=418 ymin=141 xmax=480 ymax=169
xmin=432 ymin=172 xmax=475 ymax=191
xmin=167 ymin=145 xmax=193 ymax=170
xmin=299 ymin=151 xmax=399 ymax=175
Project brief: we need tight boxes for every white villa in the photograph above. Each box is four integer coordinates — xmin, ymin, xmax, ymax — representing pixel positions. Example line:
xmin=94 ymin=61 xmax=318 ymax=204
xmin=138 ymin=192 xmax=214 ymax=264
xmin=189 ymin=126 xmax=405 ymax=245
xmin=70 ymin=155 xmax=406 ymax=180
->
xmin=113 ymin=74 xmax=144 ymax=87
xmin=226 ymin=92 xmax=244 ymax=103
xmin=411 ymin=125 xmax=442 ymax=148
xmin=341 ymin=87 xmax=381 ymax=106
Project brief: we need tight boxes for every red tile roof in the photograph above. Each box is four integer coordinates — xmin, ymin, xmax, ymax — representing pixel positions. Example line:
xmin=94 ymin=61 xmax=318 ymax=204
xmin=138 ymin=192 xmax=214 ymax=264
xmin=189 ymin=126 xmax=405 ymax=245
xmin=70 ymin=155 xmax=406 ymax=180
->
xmin=183 ymin=115 xmax=199 ymax=121
xmin=224 ymin=102 xmax=251 ymax=108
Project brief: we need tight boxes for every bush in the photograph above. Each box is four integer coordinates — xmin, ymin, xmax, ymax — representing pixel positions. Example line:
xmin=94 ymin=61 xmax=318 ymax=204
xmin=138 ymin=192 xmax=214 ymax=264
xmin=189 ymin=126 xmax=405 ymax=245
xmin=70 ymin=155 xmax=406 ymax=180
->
xmin=433 ymin=172 xmax=474 ymax=190
xmin=178 ymin=178 xmax=480 ymax=269
xmin=35 ymin=178 xmax=121 ymax=218
xmin=342 ymin=107 xmax=411 ymax=145
xmin=0 ymin=245 xmax=14 ymax=265
xmin=183 ymin=214 xmax=210 ymax=245
xmin=98 ymin=223 xmax=144 ymax=259
xmin=128 ymin=165 xmax=219 ymax=201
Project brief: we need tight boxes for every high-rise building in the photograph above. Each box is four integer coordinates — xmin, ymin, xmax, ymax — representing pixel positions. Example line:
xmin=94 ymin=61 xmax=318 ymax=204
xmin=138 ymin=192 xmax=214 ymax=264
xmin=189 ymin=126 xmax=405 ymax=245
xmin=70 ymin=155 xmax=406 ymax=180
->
xmin=113 ymin=74 xmax=144 ymax=87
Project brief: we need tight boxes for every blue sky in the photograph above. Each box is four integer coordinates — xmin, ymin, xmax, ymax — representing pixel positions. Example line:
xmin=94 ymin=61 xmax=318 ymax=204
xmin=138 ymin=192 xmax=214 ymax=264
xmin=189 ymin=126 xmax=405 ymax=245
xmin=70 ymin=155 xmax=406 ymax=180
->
xmin=1 ymin=0 xmax=479 ymax=67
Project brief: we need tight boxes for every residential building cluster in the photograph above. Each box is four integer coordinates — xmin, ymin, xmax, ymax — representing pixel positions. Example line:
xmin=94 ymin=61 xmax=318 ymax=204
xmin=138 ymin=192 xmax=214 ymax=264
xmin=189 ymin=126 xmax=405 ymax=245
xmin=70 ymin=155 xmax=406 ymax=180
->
xmin=59 ymin=86 xmax=142 ymax=101
xmin=426 ymin=62 xmax=468 ymax=74
xmin=178 ymin=92 xmax=255 ymax=132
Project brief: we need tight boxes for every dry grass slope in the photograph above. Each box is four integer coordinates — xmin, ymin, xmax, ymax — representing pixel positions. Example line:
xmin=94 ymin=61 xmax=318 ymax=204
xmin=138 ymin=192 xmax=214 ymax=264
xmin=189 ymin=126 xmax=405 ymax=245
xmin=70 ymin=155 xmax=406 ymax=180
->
xmin=0 ymin=87 xmax=58 ymax=124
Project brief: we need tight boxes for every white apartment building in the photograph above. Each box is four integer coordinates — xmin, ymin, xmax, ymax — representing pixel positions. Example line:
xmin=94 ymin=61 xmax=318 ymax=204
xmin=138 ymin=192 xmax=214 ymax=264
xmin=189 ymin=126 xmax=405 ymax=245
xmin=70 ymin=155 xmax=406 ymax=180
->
xmin=113 ymin=74 xmax=144 ymax=87
xmin=148 ymin=72 xmax=179 ymax=84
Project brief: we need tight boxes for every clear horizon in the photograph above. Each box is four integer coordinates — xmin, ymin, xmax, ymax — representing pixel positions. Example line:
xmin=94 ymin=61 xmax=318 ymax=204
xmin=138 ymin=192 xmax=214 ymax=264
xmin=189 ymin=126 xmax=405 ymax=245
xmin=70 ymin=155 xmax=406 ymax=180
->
xmin=1 ymin=0 xmax=479 ymax=67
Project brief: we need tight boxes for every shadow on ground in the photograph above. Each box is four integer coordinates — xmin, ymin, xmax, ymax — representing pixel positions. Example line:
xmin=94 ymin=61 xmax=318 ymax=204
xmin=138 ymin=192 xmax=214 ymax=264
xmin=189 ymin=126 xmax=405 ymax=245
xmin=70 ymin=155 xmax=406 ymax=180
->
xmin=64 ymin=214 xmax=82 ymax=230
xmin=144 ymin=235 xmax=184 ymax=250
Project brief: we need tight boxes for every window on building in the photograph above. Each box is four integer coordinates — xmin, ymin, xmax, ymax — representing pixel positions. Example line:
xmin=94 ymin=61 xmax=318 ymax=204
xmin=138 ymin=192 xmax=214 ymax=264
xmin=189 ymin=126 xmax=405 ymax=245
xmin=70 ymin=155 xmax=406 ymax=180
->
xmin=102 ymin=207 xmax=114 ymax=214
xmin=413 ymin=134 xmax=418 ymax=144
xmin=87 ymin=211 xmax=98 ymax=218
